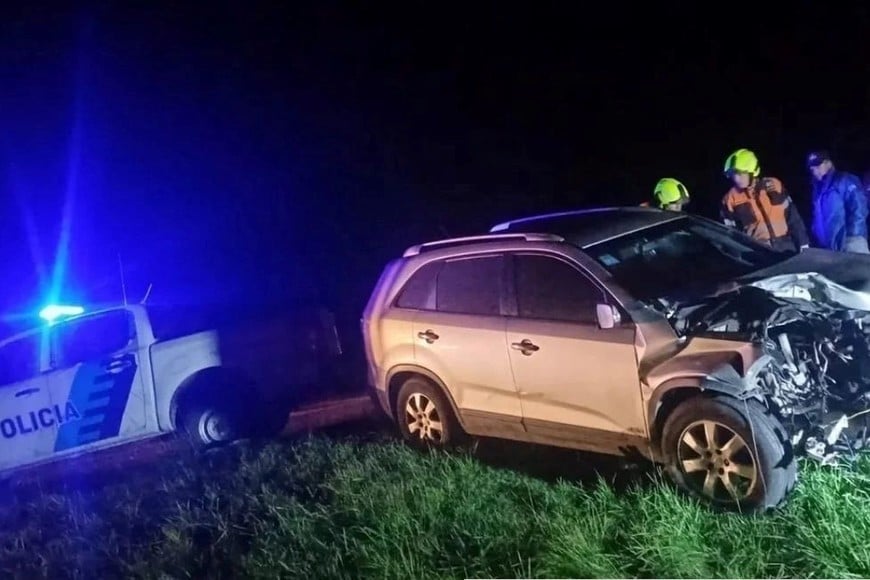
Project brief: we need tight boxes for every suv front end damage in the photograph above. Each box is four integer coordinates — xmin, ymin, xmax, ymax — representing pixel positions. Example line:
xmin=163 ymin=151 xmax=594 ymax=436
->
xmin=670 ymin=272 xmax=870 ymax=465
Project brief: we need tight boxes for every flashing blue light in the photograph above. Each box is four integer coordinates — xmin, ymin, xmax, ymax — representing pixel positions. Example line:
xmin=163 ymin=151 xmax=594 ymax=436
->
xmin=39 ymin=304 xmax=84 ymax=323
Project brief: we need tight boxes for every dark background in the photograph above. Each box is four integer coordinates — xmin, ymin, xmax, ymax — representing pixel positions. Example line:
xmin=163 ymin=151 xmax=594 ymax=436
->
xmin=2 ymin=2 xmax=870 ymax=337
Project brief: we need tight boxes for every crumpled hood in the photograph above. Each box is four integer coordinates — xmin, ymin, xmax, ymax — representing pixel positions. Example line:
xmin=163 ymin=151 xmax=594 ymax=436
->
xmin=726 ymin=248 xmax=870 ymax=311
xmin=746 ymin=272 xmax=870 ymax=311
xmin=739 ymin=248 xmax=870 ymax=294
xmin=668 ymin=249 xmax=870 ymax=336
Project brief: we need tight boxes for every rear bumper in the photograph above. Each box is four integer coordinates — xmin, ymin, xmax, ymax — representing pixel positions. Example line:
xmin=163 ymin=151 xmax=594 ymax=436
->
xmin=365 ymin=361 xmax=391 ymax=417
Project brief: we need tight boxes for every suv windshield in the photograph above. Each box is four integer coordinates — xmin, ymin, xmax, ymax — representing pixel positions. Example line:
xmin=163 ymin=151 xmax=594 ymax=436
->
xmin=583 ymin=216 xmax=789 ymax=301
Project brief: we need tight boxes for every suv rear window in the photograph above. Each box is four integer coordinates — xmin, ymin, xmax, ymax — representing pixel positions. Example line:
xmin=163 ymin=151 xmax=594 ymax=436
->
xmin=396 ymin=262 xmax=442 ymax=310
xmin=437 ymin=256 xmax=503 ymax=316
xmin=395 ymin=255 xmax=504 ymax=316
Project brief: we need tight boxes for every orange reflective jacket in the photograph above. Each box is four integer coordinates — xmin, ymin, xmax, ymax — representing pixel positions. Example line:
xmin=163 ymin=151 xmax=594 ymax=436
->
xmin=720 ymin=177 xmax=810 ymax=249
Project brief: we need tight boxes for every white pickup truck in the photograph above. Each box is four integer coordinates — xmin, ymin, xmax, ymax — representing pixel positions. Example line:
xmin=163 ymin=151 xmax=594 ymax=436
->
xmin=0 ymin=303 xmax=343 ymax=475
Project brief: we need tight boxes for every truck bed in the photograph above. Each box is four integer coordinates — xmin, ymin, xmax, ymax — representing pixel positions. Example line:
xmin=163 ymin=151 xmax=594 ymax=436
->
xmin=148 ymin=303 xmax=349 ymax=406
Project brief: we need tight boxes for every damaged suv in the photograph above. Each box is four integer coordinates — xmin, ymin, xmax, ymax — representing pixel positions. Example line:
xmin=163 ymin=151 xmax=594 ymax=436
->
xmin=362 ymin=207 xmax=870 ymax=511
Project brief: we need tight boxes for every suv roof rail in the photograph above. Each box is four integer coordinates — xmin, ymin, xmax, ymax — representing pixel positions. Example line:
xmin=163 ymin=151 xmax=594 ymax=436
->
xmin=403 ymin=232 xmax=564 ymax=258
xmin=490 ymin=207 xmax=633 ymax=232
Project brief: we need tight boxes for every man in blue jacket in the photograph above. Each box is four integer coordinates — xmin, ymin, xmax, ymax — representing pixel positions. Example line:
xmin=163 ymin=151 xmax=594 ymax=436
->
xmin=808 ymin=150 xmax=870 ymax=253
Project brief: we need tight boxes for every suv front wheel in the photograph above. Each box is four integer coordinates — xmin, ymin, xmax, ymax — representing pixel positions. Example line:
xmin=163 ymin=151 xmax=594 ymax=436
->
xmin=396 ymin=377 xmax=466 ymax=448
xmin=661 ymin=395 xmax=796 ymax=512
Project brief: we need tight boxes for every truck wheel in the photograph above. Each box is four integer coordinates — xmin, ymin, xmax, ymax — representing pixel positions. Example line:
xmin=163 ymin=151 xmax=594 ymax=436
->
xmin=181 ymin=402 xmax=241 ymax=451
xmin=661 ymin=395 xmax=796 ymax=513
xmin=396 ymin=377 xmax=466 ymax=449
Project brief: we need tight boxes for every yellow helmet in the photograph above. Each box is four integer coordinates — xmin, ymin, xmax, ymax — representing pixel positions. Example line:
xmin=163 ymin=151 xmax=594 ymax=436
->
xmin=653 ymin=178 xmax=689 ymax=208
xmin=723 ymin=148 xmax=761 ymax=177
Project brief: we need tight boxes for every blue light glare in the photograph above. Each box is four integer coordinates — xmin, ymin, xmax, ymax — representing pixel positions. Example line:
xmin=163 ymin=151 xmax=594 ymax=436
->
xmin=39 ymin=304 xmax=84 ymax=323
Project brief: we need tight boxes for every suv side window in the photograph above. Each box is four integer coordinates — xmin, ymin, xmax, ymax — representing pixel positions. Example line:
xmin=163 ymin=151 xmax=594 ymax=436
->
xmin=51 ymin=311 xmax=135 ymax=369
xmin=436 ymin=255 xmax=503 ymax=316
xmin=514 ymin=254 xmax=603 ymax=323
xmin=396 ymin=261 xmax=442 ymax=310
xmin=0 ymin=334 xmax=43 ymax=386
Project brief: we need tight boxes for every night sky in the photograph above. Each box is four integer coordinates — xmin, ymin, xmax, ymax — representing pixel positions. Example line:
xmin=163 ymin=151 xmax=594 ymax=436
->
xmin=2 ymin=2 xmax=870 ymax=336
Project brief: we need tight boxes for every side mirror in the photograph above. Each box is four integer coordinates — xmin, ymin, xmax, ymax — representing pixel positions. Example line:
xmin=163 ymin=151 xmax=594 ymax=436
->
xmin=596 ymin=303 xmax=621 ymax=329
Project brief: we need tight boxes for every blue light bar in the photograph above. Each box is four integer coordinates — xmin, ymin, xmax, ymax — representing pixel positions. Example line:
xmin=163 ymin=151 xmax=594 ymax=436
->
xmin=39 ymin=304 xmax=84 ymax=323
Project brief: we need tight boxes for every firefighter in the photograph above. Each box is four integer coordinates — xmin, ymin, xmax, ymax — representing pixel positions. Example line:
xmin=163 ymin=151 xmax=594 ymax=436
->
xmin=720 ymin=148 xmax=810 ymax=252
xmin=807 ymin=150 xmax=869 ymax=254
xmin=652 ymin=177 xmax=690 ymax=211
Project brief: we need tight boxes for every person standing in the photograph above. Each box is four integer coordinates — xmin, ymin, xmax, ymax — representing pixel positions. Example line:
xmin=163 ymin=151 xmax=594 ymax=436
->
xmin=720 ymin=148 xmax=810 ymax=252
xmin=651 ymin=177 xmax=690 ymax=211
xmin=808 ymin=150 xmax=870 ymax=253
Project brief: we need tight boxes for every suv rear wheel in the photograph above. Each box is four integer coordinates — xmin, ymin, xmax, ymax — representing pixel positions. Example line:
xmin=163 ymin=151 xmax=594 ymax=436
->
xmin=396 ymin=377 xmax=465 ymax=448
xmin=661 ymin=395 xmax=796 ymax=512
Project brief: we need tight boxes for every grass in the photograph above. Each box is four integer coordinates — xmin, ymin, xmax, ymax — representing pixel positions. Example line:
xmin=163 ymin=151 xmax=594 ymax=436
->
xmin=2 ymin=421 xmax=870 ymax=579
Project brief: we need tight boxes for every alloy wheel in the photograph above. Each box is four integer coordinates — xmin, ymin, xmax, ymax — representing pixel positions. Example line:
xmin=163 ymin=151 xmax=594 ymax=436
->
xmin=677 ymin=419 xmax=758 ymax=503
xmin=404 ymin=393 xmax=444 ymax=443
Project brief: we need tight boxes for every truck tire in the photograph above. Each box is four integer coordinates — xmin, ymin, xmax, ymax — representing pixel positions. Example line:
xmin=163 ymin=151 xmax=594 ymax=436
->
xmin=180 ymin=401 xmax=242 ymax=451
xmin=396 ymin=377 xmax=466 ymax=449
xmin=661 ymin=395 xmax=796 ymax=513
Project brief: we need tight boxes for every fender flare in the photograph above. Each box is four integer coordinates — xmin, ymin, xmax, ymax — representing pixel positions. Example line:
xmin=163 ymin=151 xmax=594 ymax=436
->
xmin=385 ymin=364 xmax=467 ymax=430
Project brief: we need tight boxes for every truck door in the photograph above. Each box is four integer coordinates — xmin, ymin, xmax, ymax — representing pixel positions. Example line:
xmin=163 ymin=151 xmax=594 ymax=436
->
xmin=46 ymin=309 xmax=149 ymax=453
xmin=0 ymin=332 xmax=55 ymax=471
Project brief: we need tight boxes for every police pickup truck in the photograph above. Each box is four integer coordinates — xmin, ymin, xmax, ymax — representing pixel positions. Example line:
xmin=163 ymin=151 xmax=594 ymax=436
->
xmin=0 ymin=303 xmax=343 ymax=475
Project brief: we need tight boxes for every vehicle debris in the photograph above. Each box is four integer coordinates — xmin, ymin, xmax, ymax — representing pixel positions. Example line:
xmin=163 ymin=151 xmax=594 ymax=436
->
xmin=667 ymin=272 xmax=870 ymax=466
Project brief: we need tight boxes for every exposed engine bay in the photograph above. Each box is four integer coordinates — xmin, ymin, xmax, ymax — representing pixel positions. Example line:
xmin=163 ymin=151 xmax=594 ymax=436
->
xmin=664 ymin=272 xmax=870 ymax=465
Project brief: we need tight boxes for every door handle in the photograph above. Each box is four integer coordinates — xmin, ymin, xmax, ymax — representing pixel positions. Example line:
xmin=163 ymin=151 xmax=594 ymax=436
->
xmin=417 ymin=329 xmax=440 ymax=344
xmin=103 ymin=353 xmax=135 ymax=372
xmin=511 ymin=339 xmax=540 ymax=356
xmin=15 ymin=387 xmax=40 ymax=398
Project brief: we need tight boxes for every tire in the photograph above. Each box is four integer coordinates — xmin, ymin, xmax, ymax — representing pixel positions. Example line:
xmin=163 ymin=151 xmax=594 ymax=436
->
xmin=180 ymin=401 xmax=242 ymax=451
xmin=661 ymin=395 xmax=797 ymax=513
xmin=395 ymin=377 xmax=466 ymax=448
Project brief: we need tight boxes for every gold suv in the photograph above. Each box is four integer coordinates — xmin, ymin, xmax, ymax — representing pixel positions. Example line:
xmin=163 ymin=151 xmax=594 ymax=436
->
xmin=362 ymin=207 xmax=870 ymax=512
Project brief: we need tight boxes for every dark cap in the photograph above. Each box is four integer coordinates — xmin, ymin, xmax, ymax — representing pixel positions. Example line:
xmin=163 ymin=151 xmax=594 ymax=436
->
xmin=807 ymin=150 xmax=832 ymax=168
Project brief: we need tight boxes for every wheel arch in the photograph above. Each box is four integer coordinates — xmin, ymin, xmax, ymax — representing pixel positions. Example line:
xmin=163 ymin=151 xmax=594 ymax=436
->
xmin=169 ymin=366 xmax=256 ymax=430
xmin=385 ymin=365 xmax=466 ymax=430
xmin=647 ymin=367 xmax=758 ymax=459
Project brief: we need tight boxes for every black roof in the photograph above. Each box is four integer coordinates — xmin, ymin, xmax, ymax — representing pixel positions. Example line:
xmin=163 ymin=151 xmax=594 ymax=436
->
xmin=489 ymin=207 xmax=685 ymax=247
